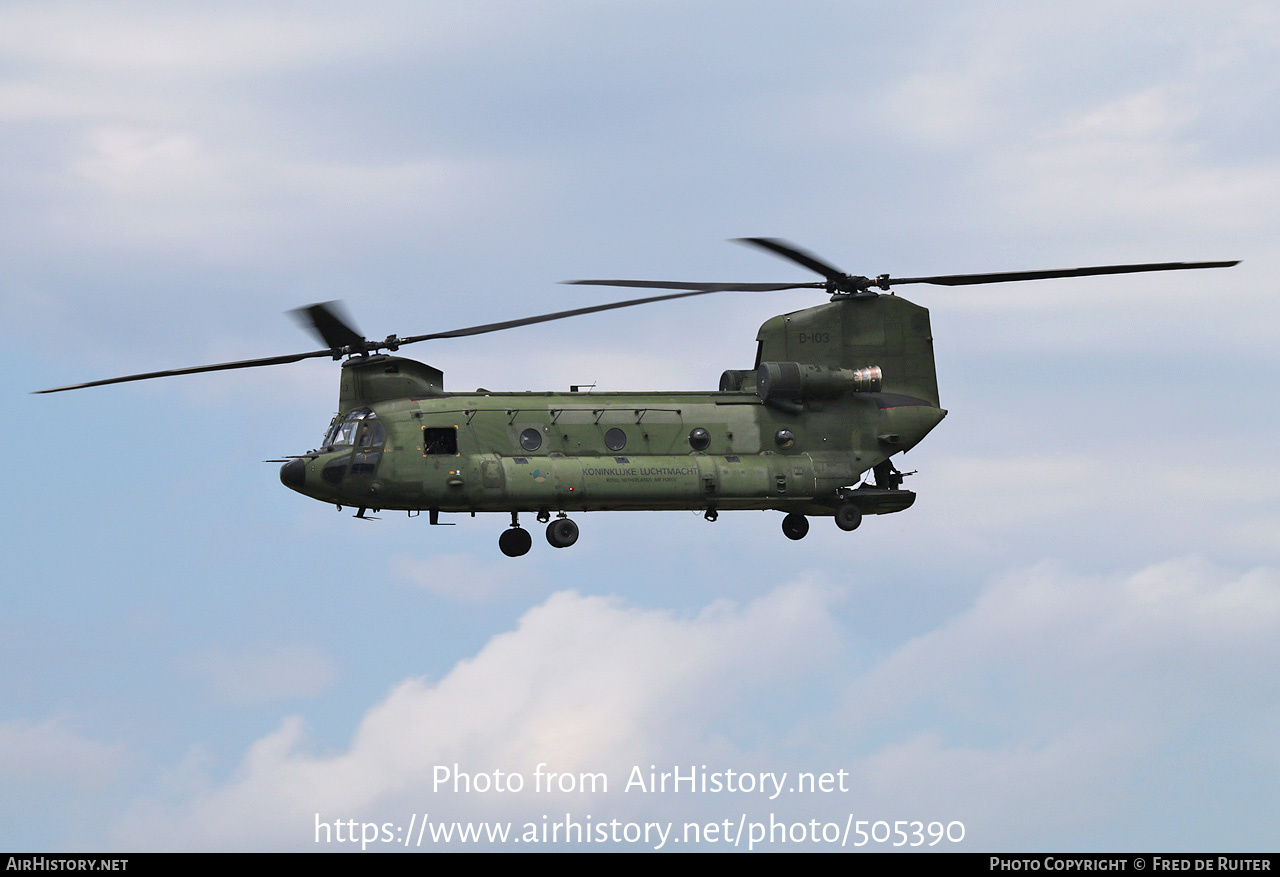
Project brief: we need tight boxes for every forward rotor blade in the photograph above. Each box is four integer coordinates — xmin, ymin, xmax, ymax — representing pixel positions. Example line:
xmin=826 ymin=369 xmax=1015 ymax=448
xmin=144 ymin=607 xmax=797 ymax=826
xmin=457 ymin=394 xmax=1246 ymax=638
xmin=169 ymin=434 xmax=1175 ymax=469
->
xmin=35 ymin=348 xmax=334 ymax=394
xmin=37 ymin=286 xmax=787 ymax=393
xmin=735 ymin=237 xmax=848 ymax=281
xmin=564 ymin=279 xmax=826 ymax=292
xmin=888 ymin=260 xmax=1241 ymax=288
xmin=400 ymin=286 xmax=758 ymax=344
xmin=291 ymin=301 xmax=365 ymax=349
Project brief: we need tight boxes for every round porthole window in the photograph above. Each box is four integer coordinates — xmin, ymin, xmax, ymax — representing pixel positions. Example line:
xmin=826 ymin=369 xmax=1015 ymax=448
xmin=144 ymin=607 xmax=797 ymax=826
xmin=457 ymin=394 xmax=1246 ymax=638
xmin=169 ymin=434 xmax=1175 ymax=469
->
xmin=689 ymin=427 xmax=710 ymax=451
xmin=604 ymin=427 xmax=627 ymax=451
xmin=519 ymin=427 xmax=542 ymax=452
xmin=774 ymin=428 xmax=796 ymax=450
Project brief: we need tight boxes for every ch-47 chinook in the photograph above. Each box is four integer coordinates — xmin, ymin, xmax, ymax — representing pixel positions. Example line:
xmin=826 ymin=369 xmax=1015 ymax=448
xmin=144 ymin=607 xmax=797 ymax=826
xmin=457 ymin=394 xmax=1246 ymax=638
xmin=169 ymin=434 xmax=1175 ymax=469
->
xmin=37 ymin=238 xmax=1237 ymax=556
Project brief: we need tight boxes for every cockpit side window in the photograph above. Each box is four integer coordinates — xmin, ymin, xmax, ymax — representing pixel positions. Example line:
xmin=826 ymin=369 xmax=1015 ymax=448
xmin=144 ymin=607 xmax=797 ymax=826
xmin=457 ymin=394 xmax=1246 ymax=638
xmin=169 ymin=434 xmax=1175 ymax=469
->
xmin=351 ymin=421 xmax=386 ymax=476
xmin=360 ymin=421 xmax=386 ymax=448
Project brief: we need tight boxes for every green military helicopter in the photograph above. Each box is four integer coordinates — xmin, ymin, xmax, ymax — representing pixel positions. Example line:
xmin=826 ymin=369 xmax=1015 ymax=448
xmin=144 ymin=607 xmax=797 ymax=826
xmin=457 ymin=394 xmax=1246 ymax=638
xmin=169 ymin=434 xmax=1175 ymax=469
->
xmin=37 ymin=239 xmax=1237 ymax=556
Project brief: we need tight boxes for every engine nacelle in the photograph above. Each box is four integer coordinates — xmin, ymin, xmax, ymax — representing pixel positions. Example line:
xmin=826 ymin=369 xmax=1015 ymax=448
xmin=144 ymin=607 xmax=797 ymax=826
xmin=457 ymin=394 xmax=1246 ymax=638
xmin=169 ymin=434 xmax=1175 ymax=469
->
xmin=718 ymin=369 xmax=756 ymax=392
xmin=755 ymin=362 xmax=882 ymax=403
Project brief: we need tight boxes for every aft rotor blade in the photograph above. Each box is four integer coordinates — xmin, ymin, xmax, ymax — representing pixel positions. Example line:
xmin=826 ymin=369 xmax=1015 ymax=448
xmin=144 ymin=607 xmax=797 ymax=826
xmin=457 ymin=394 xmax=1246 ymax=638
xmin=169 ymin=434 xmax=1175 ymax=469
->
xmin=291 ymin=301 xmax=365 ymax=349
xmin=888 ymin=260 xmax=1241 ymax=288
xmin=735 ymin=237 xmax=848 ymax=281
xmin=35 ymin=348 xmax=334 ymax=394
xmin=400 ymin=287 xmax=759 ymax=343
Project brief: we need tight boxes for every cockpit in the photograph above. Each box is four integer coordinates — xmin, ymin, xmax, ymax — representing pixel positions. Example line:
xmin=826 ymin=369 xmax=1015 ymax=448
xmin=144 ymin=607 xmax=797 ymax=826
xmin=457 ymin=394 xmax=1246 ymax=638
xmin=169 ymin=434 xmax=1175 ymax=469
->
xmin=323 ymin=407 xmax=385 ymax=451
xmin=282 ymin=408 xmax=388 ymax=496
xmin=314 ymin=407 xmax=387 ymax=485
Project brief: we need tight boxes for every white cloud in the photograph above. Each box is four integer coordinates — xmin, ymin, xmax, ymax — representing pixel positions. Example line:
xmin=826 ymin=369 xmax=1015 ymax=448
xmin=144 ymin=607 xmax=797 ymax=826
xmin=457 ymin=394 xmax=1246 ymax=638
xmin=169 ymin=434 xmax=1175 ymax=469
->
xmin=930 ymin=453 xmax=1096 ymax=522
xmin=109 ymin=557 xmax=1280 ymax=850
xmin=59 ymin=124 xmax=502 ymax=257
xmin=114 ymin=580 xmax=841 ymax=849
xmin=847 ymin=558 xmax=1280 ymax=725
xmin=1226 ymin=514 xmax=1280 ymax=556
xmin=0 ymin=5 xmax=387 ymax=75
xmin=826 ymin=558 xmax=1280 ymax=847
xmin=879 ymin=56 xmax=1015 ymax=148
xmin=73 ymin=127 xmax=228 ymax=199
xmin=1000 ymin=88 xmax=1280 ymax=233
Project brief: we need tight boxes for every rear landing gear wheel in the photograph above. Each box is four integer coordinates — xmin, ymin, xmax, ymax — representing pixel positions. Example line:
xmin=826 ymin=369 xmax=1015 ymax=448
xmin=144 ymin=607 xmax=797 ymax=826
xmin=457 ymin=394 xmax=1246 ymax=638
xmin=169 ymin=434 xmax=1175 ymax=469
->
xmin=782 ymin=513 xmax=809 ymax=541
xmin=546 ymin=517 xmax=579 ymax=548
xmin=499 ymin=527 xmax=533 ymax=557
xmin=834 ymin=502 xmax=862 ymax=532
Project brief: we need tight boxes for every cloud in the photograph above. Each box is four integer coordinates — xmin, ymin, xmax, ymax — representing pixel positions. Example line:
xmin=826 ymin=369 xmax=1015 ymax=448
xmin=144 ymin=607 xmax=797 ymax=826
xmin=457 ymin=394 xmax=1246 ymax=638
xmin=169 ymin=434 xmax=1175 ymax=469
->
xmin=113 ymin=580 xmax=841 ymax=849
xmin=0 ymin=5 xmax=387 ymax=75
xmin=832 ymin=558 xmax=1280 ymax=847
xmin=999 ymin=88 xmax=1280 ymax=233
xmin=0 ymin=717 xmax=130 ymax=849
xmin=847 ymin=558 xmax=1280 ymax=724
xmin=0 ymin=5 xmax=540 ymax=265
xmin=879 ymin=56 xmax=1017 ymax=148
xmin=109 ymin=557 xmax=1280 ymax=850
xmin=58 ymin=124 xmax=503 ymax=258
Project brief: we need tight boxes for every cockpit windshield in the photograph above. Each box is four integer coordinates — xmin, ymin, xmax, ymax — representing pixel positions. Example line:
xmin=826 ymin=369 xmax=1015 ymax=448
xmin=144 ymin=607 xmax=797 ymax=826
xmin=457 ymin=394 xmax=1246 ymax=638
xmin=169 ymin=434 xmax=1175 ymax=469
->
xmin=324 ymin=407 xmax=376 ymax=448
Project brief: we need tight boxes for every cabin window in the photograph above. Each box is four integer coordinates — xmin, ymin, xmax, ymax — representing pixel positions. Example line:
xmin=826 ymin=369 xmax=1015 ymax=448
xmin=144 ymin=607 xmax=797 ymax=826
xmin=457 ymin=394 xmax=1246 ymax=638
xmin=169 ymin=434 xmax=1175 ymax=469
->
xmin=688 ymin=427 xmax=710 ymax=451
xmin=423 ymin=427 xmax=458 ymax=455
xmin=604 ymin=427 xmax=627 ymax=452
xmin=774 ymin=428 xmax=796 ymax=450
xmin=519 ymin=428 xmax=543 ymax=452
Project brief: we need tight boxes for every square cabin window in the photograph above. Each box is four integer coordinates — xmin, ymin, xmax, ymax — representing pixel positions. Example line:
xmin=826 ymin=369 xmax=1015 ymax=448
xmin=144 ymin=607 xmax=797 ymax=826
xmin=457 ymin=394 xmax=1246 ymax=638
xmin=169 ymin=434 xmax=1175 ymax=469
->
xmin=423 ymin=427 xmax=458 ymax=455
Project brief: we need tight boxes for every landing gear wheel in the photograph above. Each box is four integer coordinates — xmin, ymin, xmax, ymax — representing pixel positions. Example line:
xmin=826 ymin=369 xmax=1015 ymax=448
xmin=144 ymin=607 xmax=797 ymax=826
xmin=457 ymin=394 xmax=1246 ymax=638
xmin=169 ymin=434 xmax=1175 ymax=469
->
xmin=499 ymin=527 xmax=533 ymax=557
xmin=834 ymin=502 xmax=862 ymax=532
xmin=782 ymin=512 xmax=809 ymax=540
xmin=546 ymin=517 xmax=579 ymax=549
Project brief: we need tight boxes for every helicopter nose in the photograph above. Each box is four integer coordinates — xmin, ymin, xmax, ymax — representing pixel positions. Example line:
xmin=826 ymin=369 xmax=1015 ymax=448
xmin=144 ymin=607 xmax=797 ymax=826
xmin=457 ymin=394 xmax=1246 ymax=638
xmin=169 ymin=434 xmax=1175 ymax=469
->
xmin=280 ymin=458 xmax=306 ymax=489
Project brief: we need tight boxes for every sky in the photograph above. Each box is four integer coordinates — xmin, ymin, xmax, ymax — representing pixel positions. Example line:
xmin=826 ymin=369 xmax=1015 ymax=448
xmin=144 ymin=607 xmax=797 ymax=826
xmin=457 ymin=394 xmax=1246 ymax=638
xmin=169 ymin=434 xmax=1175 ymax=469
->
xmin=3 ymin=0 xmax=1279 ymax=852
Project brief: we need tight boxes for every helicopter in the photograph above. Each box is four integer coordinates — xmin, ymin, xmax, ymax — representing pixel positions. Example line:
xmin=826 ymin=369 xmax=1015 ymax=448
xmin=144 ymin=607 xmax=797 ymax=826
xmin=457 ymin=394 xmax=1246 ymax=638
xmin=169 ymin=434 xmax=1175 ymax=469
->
xmin=37 ymin=238 xmax=1237 ymax=556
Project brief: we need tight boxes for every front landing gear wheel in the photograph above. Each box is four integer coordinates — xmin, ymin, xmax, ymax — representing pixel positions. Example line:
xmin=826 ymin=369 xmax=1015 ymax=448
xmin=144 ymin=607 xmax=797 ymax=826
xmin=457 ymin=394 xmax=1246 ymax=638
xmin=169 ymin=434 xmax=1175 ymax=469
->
xmin=499 ymin=527 xmax=533 ymax=557
xmin=834 ymin=502 xmax=863 ymax=532
xmin=546 ymin=517 xmax=579 ymax=548
xmin=782 ymin=513 xmax=809 ymax=540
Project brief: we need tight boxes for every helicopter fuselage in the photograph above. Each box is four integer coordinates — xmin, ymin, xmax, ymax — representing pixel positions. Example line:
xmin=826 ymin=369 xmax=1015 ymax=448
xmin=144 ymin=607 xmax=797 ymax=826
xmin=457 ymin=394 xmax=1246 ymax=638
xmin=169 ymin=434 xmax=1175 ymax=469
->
xmin=279 ymin=385 xmax=944 ymax=518
xmin=279 ymin=293 xmax=947 ymax=550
